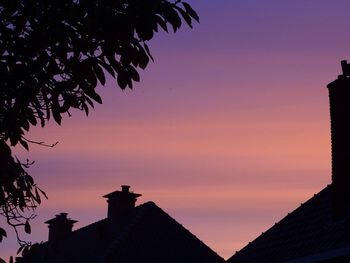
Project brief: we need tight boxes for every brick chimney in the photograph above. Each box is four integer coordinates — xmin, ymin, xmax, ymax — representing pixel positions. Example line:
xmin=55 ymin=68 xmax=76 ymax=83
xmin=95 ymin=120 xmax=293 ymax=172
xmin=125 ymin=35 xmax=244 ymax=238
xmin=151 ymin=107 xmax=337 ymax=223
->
xmin=103 ymin=185 xmax=141 ymax=220
xmin=45 ymin=213 xmax=77 ymax=242
xmin=327 ymin=60 xmax=350 ymax=219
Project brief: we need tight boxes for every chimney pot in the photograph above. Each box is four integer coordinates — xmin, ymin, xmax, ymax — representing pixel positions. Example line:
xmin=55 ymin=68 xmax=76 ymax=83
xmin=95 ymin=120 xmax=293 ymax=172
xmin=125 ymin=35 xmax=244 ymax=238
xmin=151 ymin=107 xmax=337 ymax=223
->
xmin=341 ymin=60 xmax=348 ymax=75
xmin=103 ymin=185 xmax=141 ymax=220
xmin=45 ymin=213 xmax=77 ymax=242
xmin=121 ymin=185 xmax=130 ymax=193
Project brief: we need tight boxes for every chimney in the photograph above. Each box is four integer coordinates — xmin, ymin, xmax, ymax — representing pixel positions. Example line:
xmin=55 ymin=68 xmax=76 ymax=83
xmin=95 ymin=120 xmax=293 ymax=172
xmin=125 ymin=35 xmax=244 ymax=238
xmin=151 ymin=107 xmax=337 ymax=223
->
xmin=327 ymin=60 xmax=350 ymax=219
xmin=103 ymin=185 xmax=141 ymax=220
xmin=45 ymin=213 xmax=77 ymax=242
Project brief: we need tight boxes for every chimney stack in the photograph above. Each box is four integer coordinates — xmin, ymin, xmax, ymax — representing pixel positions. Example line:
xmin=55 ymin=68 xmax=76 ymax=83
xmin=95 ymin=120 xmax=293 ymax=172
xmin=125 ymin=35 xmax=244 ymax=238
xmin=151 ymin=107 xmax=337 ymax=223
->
xmin=45 ymin=213 xmax=77 ymax=242
xmin=103 ymin=185 xmax=141 ymax=220
xmin=327 ymin=60 xmax=350 ymax=219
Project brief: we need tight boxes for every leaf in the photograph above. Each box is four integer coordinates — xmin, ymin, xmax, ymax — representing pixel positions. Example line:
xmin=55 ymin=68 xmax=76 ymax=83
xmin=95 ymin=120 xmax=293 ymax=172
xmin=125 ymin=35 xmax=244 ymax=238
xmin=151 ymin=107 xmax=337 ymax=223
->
xmin=35 ymin=188 xmax=41 ymax=204
xmin=22 ymin=119 xmax=30 ymax=131
xmin=128 ymin=65 xmax=140 ymax=82
xmin=81 ymin=83 xmax=102 ymax=104
xmin=40 ymin=114 xmax=45 ymax=127
xmin=106 ymin=54 xmax=122 ymax=74
xmin=9 ymin=256 xmax=13 ymax=263
xmin=86 ymin=70 xmax=98 ymax=89
xmin=24 ymin=220 xmax=31 ymax=234
xmin=183 ymin=2 xmax=199 ymax=22
xmin=51 ymin=102 xmax=62 ymax=125
xmin=17 ymin=245 xmax=25 ymax=255
xmin=22 ymin=245 xmax=30 ymax=256
xmin=19 ymin=198 xmax=26 ymax=211
xmin=0 ymin=257 xmax=6 ymax=263
xmin=26 ymin=108 xmax=37 ymax=125
xmin=175 ymin=6 xmax=193 ymax=28
xmin=38 ymin=188 xmax=48 ymax=199
xmin=117 ymin=73 xmax=129 ymax=90
xmin=164 ymin=7 xmax=182 ymax=32
xmin=82 ymin=103 xmax=89 ymax=116
xmin=19 ymin=139 xmax=29 ymax=151
xmin=26 ymin=174 xmax=34 ymax=185
xmin=0 ymin=227 xmax=7 ymax=242
xmin=138 ymin=49 xmax=150 ymax=70
xmin=98 ymin=59 xmax=115 ymax=77
xmin=93 ymin=63 xmax=106 ymax=85
xmin=136 ymin=24 xmax=154 ymax=41
xmin=155 ymin=15 xmax=168 ymax=32
xmin=9 ymin=131 xmax=20 ymax=146
xmin=88 ymin=90 xmax=102 ymax=104
xmin=143 ymin=43 xmax=154 ymax=61
xmin=0 ymin=228 xmax=6 ymax=237
xmin=84 ymin=96 xmax=95 ymax=108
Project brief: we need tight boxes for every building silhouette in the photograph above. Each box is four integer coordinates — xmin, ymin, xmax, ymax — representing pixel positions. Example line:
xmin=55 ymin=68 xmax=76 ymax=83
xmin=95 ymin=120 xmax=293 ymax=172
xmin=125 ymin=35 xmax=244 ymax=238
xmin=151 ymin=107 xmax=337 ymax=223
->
xmin=19 ymin=185 xmax=223 ymax=263
xmin=227 ymin=61 xmax=350 ymax=263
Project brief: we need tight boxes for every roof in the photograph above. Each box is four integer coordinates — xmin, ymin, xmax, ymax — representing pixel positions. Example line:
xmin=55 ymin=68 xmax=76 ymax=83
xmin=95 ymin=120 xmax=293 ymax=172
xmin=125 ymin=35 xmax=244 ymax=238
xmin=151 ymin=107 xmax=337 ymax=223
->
xmin=228 ymin=185 xmax=350 ymax=263
xmin=19 ymin=202 xmax=223 ymax=263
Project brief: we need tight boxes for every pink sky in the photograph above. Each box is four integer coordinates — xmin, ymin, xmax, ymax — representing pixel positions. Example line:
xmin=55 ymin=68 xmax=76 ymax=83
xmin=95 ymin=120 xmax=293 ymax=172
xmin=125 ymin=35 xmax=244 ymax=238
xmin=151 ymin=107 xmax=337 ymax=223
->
xmin=2 ymin=0 xmax=350 ymax=260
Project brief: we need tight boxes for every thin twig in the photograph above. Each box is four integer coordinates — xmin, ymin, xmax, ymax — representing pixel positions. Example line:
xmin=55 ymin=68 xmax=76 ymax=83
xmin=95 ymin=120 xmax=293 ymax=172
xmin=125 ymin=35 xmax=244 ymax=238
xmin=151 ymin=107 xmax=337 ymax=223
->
xmin=22 ymin=137 xmax=58 ymax=148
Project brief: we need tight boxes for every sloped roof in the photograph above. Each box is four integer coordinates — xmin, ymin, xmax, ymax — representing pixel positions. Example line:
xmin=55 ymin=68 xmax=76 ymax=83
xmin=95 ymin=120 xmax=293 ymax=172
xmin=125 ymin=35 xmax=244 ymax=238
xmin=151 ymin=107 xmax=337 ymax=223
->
xmin=228 ymin=185 xmax=350 ymax=263
xmin=20 ymin=202 xmax=223 ymax=263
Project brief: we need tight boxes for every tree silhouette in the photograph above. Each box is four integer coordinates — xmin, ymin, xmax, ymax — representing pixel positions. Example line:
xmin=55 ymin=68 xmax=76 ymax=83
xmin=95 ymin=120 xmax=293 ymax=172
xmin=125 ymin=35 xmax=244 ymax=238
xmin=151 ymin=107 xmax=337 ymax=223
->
xmin=0 ymin=0 xmax=198 ymax=261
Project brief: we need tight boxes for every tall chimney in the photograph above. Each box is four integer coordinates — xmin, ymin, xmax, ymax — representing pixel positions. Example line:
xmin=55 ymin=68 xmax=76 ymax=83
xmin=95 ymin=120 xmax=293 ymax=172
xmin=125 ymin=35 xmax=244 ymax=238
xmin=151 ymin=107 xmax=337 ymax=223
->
xmin=327 ymin=60 xmax=350 ymax=219
xmin=103 ymin=185 xmax=141 ymax=220
xmin=45 ymin=213 xmax=77 ymax=242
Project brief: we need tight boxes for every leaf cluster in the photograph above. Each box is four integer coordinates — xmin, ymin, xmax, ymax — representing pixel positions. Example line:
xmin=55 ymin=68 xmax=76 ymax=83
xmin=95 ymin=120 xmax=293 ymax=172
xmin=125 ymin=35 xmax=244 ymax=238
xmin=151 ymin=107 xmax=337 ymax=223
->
xmin=0 ymin=1 xmax=198 ymax=262
xmin=0 ymin=141 xmax=47 ymax=262
xmin=0 ymin=0 xmax=198 ymax=146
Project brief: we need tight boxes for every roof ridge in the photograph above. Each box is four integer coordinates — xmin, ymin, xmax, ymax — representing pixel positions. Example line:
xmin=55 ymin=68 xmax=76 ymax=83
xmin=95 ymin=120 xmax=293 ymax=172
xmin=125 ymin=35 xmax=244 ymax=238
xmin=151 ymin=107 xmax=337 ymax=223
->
xmin=100 ymin=201 xmax=154 ymax=263
xmin=147 ymin=202 xmax=224 ymax=261
xmin=72 ymin=217 xmax=107 ymax=234
xmin=228 ymin=185 xmax=331 ymax=261
xmin=275 ymin=185 xmax=330 ymax=225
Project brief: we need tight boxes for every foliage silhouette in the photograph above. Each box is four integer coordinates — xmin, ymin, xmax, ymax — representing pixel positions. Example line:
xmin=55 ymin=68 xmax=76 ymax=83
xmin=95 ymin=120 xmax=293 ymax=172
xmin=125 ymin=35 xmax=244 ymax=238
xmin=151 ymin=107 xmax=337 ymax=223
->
xmin=0 ymin=0 xmax=198 ymax=261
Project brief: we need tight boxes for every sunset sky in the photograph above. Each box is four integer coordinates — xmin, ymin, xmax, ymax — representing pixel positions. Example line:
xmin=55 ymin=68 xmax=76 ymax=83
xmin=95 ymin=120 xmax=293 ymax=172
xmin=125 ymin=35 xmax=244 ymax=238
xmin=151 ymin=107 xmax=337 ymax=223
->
xmin=2 ymin=0 xmax=350 ymax=260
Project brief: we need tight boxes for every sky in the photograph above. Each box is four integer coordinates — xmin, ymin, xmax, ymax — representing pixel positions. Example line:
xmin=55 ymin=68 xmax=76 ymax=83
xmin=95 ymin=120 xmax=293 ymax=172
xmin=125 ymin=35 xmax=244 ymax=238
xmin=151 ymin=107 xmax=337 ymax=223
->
xmin=2 ymin=0 xmax=350 ymax=260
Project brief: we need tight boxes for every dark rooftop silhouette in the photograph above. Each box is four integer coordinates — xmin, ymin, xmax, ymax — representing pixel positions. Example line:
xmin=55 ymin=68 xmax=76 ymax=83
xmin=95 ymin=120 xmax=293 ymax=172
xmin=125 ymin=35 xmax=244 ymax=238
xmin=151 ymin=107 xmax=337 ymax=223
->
xmin=19 ymin=186 xmax=223 ymax=263
xmin=227 ymin=60 xmax=350 ymax=263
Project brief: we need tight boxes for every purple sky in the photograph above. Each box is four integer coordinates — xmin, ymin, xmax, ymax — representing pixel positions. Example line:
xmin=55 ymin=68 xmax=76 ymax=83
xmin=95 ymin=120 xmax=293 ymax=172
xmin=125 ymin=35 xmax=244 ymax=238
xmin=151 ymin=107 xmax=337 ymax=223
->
xmin=2 ymin=0 xmax=350 ymax=260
